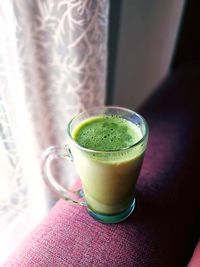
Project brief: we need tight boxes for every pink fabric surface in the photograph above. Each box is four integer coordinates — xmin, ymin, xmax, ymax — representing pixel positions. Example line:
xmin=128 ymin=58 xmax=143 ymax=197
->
xmin=3 ymin=65 xmax=200 ymax=267
xmin=3 ymin=200 xmax=159 ymax=267
xmin=188 ymin=242 xmax=200 ymax=267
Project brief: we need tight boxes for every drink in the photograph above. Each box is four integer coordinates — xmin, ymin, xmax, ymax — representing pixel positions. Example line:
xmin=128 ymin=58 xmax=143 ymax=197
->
xmin=42 ymin=106 xmax=148 ymax=223
xmin=70 ymin=115 xmax=145 ymax=215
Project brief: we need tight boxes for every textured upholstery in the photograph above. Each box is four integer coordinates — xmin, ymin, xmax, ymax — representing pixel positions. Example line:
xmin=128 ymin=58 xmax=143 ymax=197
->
xmin=4 ymin=64 xmax=200 ymax=267
xmin=188 ymin=241 xmax=200 ymax=267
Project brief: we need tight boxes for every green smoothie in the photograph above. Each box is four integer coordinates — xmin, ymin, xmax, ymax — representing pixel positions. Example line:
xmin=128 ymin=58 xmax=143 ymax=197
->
xmin=70 ymin=115 xmax=145 ymax=215
xmin=72 ymin=115 xmax=142 ymax=151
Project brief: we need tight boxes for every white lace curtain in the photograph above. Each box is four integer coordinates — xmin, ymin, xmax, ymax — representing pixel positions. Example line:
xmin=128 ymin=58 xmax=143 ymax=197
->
xmin=0 ymin=0 xmax=108 ymax=263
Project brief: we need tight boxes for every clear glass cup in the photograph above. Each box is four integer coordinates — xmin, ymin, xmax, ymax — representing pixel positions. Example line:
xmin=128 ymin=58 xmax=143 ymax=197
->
xmin=41 ymin=106 xmax=149 ymax=223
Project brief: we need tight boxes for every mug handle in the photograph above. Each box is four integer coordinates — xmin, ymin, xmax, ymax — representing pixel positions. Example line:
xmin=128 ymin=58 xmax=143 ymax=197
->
xmin=41 ymin=145 xmax=86 ymax=206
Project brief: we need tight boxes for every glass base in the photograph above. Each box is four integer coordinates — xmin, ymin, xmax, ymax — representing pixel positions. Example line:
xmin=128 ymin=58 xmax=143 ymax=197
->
xmin=87 ymin=198 xmax=136 ymax=224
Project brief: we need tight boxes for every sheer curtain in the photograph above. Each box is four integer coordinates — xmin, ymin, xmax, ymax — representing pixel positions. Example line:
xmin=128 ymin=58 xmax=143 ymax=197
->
xmin=0 ymin=0 xmax=108 ymax=263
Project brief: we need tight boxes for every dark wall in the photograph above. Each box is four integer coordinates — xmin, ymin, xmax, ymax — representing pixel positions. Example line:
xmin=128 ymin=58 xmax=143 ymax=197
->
xmin=106 ymin=0 xmax=122 ymax=105
xmin=172 ymin=0 xmax=200 ymax=69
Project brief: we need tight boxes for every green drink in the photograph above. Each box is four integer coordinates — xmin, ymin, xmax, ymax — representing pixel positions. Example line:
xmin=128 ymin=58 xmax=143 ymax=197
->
xmin=72 ymin=115 xmax=142 ymax=151
xmin=42 ymin=107 xmax=148 ymax=223
xmin=69 ymin=114 xmax=146 ymax=217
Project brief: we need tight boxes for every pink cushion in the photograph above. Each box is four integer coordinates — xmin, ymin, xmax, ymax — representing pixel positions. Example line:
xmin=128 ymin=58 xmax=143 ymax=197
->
xmin=188 ymin=242 xmax=200 ymax=267
xmin=3 ymin=200 xmax=161 ymax=266
xmin=3 ymin=65 xmax=200 ymax=266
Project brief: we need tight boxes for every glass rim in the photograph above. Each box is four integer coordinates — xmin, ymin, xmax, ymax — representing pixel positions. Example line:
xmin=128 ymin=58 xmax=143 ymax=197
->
xmin=67 ymin=106 xmax=149 ymax=153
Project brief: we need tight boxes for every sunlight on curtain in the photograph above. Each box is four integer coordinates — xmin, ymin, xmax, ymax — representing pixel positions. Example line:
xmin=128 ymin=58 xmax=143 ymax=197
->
xmin=0 ymin=0 xmax=108 ymax=263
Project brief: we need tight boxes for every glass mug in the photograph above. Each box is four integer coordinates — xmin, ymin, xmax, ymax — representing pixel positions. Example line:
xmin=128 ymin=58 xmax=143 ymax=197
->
xmin=42 ymin=106 xmax=148 ymax=223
